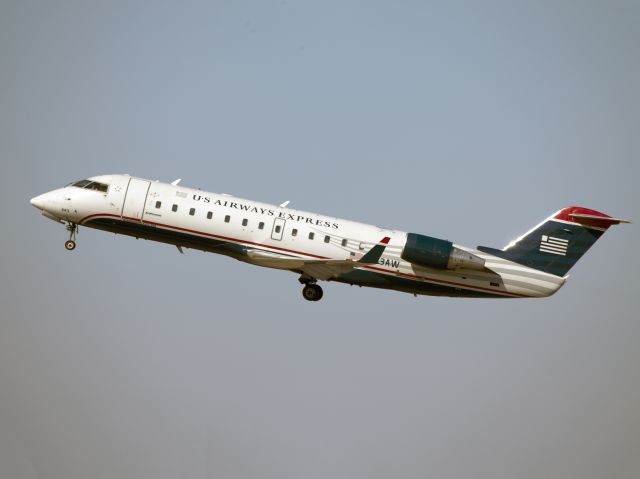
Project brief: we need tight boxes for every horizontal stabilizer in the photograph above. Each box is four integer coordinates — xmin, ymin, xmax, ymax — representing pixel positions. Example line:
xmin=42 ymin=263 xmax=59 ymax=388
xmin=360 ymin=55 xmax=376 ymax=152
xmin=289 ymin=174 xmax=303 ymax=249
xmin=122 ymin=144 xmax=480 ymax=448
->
xmin=569 ymin=213 xmax=631 ymax=227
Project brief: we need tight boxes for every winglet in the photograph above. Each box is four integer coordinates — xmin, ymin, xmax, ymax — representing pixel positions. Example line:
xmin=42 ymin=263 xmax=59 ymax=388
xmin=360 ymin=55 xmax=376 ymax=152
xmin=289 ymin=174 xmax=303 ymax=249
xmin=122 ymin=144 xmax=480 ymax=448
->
xmin=359 ymin=237 xmax=391 ymax=264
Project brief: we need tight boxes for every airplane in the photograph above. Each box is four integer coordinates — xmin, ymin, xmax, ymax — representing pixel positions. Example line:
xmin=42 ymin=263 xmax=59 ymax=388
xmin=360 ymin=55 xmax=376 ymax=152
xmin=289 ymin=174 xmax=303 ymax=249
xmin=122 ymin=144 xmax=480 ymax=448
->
xmin=30 ymin=174 xmax=629 ymax=301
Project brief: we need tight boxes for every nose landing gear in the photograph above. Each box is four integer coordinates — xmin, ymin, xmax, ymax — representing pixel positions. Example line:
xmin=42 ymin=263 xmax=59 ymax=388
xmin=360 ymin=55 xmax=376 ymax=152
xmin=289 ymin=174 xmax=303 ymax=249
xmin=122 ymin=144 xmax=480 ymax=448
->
xmin=65 ymin=223 xmax=77 ymax=250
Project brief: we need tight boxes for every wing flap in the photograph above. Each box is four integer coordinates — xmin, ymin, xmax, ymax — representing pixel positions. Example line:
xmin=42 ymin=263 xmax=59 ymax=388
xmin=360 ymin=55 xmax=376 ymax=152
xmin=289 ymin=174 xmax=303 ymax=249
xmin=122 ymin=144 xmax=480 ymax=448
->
xmin=245 ymin=237 xmax=391 ymax=280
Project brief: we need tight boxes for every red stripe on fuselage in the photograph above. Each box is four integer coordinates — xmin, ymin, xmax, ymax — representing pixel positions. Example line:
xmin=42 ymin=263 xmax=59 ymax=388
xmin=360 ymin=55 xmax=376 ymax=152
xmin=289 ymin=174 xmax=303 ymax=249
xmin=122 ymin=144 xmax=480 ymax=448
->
xmin=81 ymin=213 xmax=327 ymax=259
xmin=79 ymin=213 xmax=526 ymax=298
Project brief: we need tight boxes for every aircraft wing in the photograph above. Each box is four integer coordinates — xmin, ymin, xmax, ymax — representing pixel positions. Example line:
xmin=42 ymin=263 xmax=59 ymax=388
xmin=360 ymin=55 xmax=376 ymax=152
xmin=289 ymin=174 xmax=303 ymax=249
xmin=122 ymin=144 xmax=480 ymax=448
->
xmin=245 ymin=237 xmax=390 ymax=280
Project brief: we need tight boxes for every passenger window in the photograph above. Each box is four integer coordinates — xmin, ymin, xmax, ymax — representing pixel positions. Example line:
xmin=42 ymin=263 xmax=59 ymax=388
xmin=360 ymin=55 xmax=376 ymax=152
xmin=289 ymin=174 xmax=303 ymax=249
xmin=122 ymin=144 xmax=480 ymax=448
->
xmin=155 ymin=201 xmax=161 ymax=209
xmin=292 ymin=229 xmax=298 ymax=237
xmin=341 ymin=238 xmax=347 ymax=247
xmin=207 ymin=211 xmax=213 ymax=220
xmin=189 ymin=208 xmax=195 ymax=216
xmin=172 ymin=204 xmax=178 ymax=212
xmin=258 ymin=222 xmax=264 ymax=230
xmin=242 ymin=219 xmax=248 ymax=226
xmin=324 ymin=236 xmax=330 ymax=243
xmin=308 ymin=232 xmax=314 ymax=240
xmin=275 ymin=225 xmax=281 ymax=233
xmin=225 ymin=215 xmax=230 ymax=223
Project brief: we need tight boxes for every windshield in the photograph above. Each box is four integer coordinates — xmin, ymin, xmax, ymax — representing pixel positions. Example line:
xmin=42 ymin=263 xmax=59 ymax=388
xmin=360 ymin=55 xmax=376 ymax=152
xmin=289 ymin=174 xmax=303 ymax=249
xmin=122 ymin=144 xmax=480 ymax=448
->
xmin=68 ymin=179 xmax=109 ymax=193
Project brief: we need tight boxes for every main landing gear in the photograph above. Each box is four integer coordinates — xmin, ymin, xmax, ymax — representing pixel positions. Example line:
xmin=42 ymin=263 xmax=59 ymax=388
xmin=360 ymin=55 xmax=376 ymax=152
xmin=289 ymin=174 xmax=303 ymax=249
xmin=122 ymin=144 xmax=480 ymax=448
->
xmin=299 ymin=276 xmax=323 ymax=302
xmin=302 ymin=283 xmax=323 ymax=302
xmin=65 ymin=223 xmax=78 ymax=251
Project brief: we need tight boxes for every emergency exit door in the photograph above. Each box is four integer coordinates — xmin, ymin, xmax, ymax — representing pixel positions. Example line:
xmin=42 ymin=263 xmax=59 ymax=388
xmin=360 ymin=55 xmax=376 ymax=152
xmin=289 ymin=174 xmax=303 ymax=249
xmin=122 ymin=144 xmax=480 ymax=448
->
xmin=271 ymin=218 xmax=286 ymax=241
xmin=121 ymin=178 xmax=151 ymax=221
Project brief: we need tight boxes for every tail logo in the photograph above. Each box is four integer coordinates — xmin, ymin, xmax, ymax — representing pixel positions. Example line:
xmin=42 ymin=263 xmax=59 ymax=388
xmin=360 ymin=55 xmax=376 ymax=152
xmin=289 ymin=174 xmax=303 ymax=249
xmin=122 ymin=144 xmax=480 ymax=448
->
xmin=539 ymin=235 xmax=569 ymax=256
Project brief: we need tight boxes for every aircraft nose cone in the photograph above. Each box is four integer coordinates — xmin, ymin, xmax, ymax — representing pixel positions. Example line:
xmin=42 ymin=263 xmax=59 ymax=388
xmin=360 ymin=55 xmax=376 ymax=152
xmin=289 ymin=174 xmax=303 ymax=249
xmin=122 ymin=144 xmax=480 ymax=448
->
xmin=30 ymin=194 xmax=46 ymax=210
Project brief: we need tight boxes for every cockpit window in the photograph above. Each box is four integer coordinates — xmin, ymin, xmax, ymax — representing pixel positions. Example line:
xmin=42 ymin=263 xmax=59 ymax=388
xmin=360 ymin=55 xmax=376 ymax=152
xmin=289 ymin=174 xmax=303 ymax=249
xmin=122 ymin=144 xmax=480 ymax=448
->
xmin=71 ymin=179 xmax=92 ymax=188
xmin=84 ymin=181 xmax=109 ymax=192
xmin=69 ymin=179 xmax=109 ymax=193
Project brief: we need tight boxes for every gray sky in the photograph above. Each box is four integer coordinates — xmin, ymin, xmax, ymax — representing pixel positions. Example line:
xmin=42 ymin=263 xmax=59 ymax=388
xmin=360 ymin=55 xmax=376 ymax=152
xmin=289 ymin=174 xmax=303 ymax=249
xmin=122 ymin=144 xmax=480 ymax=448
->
xmin=1 ymin=1 xmax=639 ymax=478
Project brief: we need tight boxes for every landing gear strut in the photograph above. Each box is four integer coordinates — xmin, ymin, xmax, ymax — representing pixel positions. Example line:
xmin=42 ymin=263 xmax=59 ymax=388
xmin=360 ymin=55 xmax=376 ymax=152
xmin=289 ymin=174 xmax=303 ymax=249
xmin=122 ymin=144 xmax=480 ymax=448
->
xmin=65 ymin=223 xmax=77 ymax=251
xmin=299 ymin=276 xmax=324 ymax=302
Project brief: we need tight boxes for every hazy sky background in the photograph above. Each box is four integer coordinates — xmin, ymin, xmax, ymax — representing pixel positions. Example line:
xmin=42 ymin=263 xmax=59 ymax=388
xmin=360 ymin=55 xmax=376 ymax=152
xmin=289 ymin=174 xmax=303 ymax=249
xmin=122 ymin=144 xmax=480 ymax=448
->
xmin=1 ymin=1 xmax=639 ymax=478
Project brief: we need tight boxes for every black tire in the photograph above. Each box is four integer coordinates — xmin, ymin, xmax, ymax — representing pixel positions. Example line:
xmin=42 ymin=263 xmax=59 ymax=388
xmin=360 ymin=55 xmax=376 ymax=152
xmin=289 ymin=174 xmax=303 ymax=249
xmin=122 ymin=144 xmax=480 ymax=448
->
xmin=302 ymin=284 xmax=323 ymax=302
xmin=65 ymin=240 xmax=76 ymax=251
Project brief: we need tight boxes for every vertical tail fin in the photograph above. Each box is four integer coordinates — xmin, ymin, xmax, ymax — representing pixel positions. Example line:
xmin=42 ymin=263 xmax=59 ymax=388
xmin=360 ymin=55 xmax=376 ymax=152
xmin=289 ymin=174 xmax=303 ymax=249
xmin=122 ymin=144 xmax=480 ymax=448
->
xmin=478 ymin=206 xmax=630 ymax=276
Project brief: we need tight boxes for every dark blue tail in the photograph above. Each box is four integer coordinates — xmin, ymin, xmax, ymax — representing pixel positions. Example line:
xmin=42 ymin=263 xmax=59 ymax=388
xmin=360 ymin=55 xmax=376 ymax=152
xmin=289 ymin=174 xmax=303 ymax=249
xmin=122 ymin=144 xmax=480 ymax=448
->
xmin=478 ymin=206 xmax=629 ymax=277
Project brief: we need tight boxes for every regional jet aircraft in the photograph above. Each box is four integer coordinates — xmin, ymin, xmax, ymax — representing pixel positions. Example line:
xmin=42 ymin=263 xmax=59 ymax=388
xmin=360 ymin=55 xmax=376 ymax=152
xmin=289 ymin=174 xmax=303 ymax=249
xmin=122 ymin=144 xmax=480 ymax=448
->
xmin=31 ymin=174 xmax=629 ymax=301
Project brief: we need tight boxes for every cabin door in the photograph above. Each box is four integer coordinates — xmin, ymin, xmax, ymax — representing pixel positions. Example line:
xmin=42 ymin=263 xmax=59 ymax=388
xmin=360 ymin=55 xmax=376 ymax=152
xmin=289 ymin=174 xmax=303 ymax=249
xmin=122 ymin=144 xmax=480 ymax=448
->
xmin=121 ymin=178 xmax=151 ymax=221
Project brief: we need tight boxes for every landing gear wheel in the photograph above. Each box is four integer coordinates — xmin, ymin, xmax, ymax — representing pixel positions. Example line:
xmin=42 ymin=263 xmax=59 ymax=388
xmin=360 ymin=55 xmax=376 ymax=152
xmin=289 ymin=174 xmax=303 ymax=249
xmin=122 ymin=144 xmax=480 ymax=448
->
xmin=302 ymin=284 xmax=323 ymax=302
xmin=65 ymin=223 xmax=78 ymax=251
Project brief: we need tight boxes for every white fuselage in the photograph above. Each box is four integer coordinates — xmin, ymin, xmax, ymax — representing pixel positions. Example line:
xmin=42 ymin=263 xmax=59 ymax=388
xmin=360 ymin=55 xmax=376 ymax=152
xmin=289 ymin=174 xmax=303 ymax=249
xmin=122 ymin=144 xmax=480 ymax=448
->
xmin=31 ymin=174 xmax=566 ymax=299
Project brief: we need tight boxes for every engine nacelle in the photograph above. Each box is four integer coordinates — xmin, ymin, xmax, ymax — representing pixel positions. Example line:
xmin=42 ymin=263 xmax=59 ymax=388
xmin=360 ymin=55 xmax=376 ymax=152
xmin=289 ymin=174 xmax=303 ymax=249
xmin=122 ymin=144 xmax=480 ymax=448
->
xmin=401 ymin=233 xmax=485 ymax=271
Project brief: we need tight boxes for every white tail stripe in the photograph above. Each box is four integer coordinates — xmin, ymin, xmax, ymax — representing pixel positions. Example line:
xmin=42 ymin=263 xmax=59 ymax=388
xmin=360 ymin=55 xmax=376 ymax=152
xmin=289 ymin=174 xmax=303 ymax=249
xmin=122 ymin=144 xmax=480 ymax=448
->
xmin=540 ymin=246 xmax=565 ymax=256
xmin=540 ymin=235 xmax=568 ymax=256
xmin=539 ymin=243 xmax=566 ymax=252
xmin=546 ymin=237 xmax=568 ymax=245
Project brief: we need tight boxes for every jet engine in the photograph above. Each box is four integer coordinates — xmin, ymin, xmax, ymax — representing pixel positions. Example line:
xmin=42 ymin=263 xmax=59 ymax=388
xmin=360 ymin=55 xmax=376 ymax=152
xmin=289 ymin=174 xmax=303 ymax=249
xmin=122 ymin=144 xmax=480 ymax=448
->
xmin=401 ymin=233 xmax=485 ymax=270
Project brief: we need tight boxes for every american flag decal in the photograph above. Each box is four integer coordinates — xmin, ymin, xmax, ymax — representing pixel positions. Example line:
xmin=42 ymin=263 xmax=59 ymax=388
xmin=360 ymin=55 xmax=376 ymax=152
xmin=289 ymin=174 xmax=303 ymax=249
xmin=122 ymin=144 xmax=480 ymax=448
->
xmin=539 ymin=235 xmax=569 ymax=256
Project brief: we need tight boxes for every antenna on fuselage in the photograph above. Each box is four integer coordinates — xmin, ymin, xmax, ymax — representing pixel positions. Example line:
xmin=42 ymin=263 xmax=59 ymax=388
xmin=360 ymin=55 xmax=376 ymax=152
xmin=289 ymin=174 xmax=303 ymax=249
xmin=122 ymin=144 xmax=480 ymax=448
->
xmin=279 ymin=200 xmax=290 ymax=208
xmin=171 ymin=178 xmax=182 ymax=186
